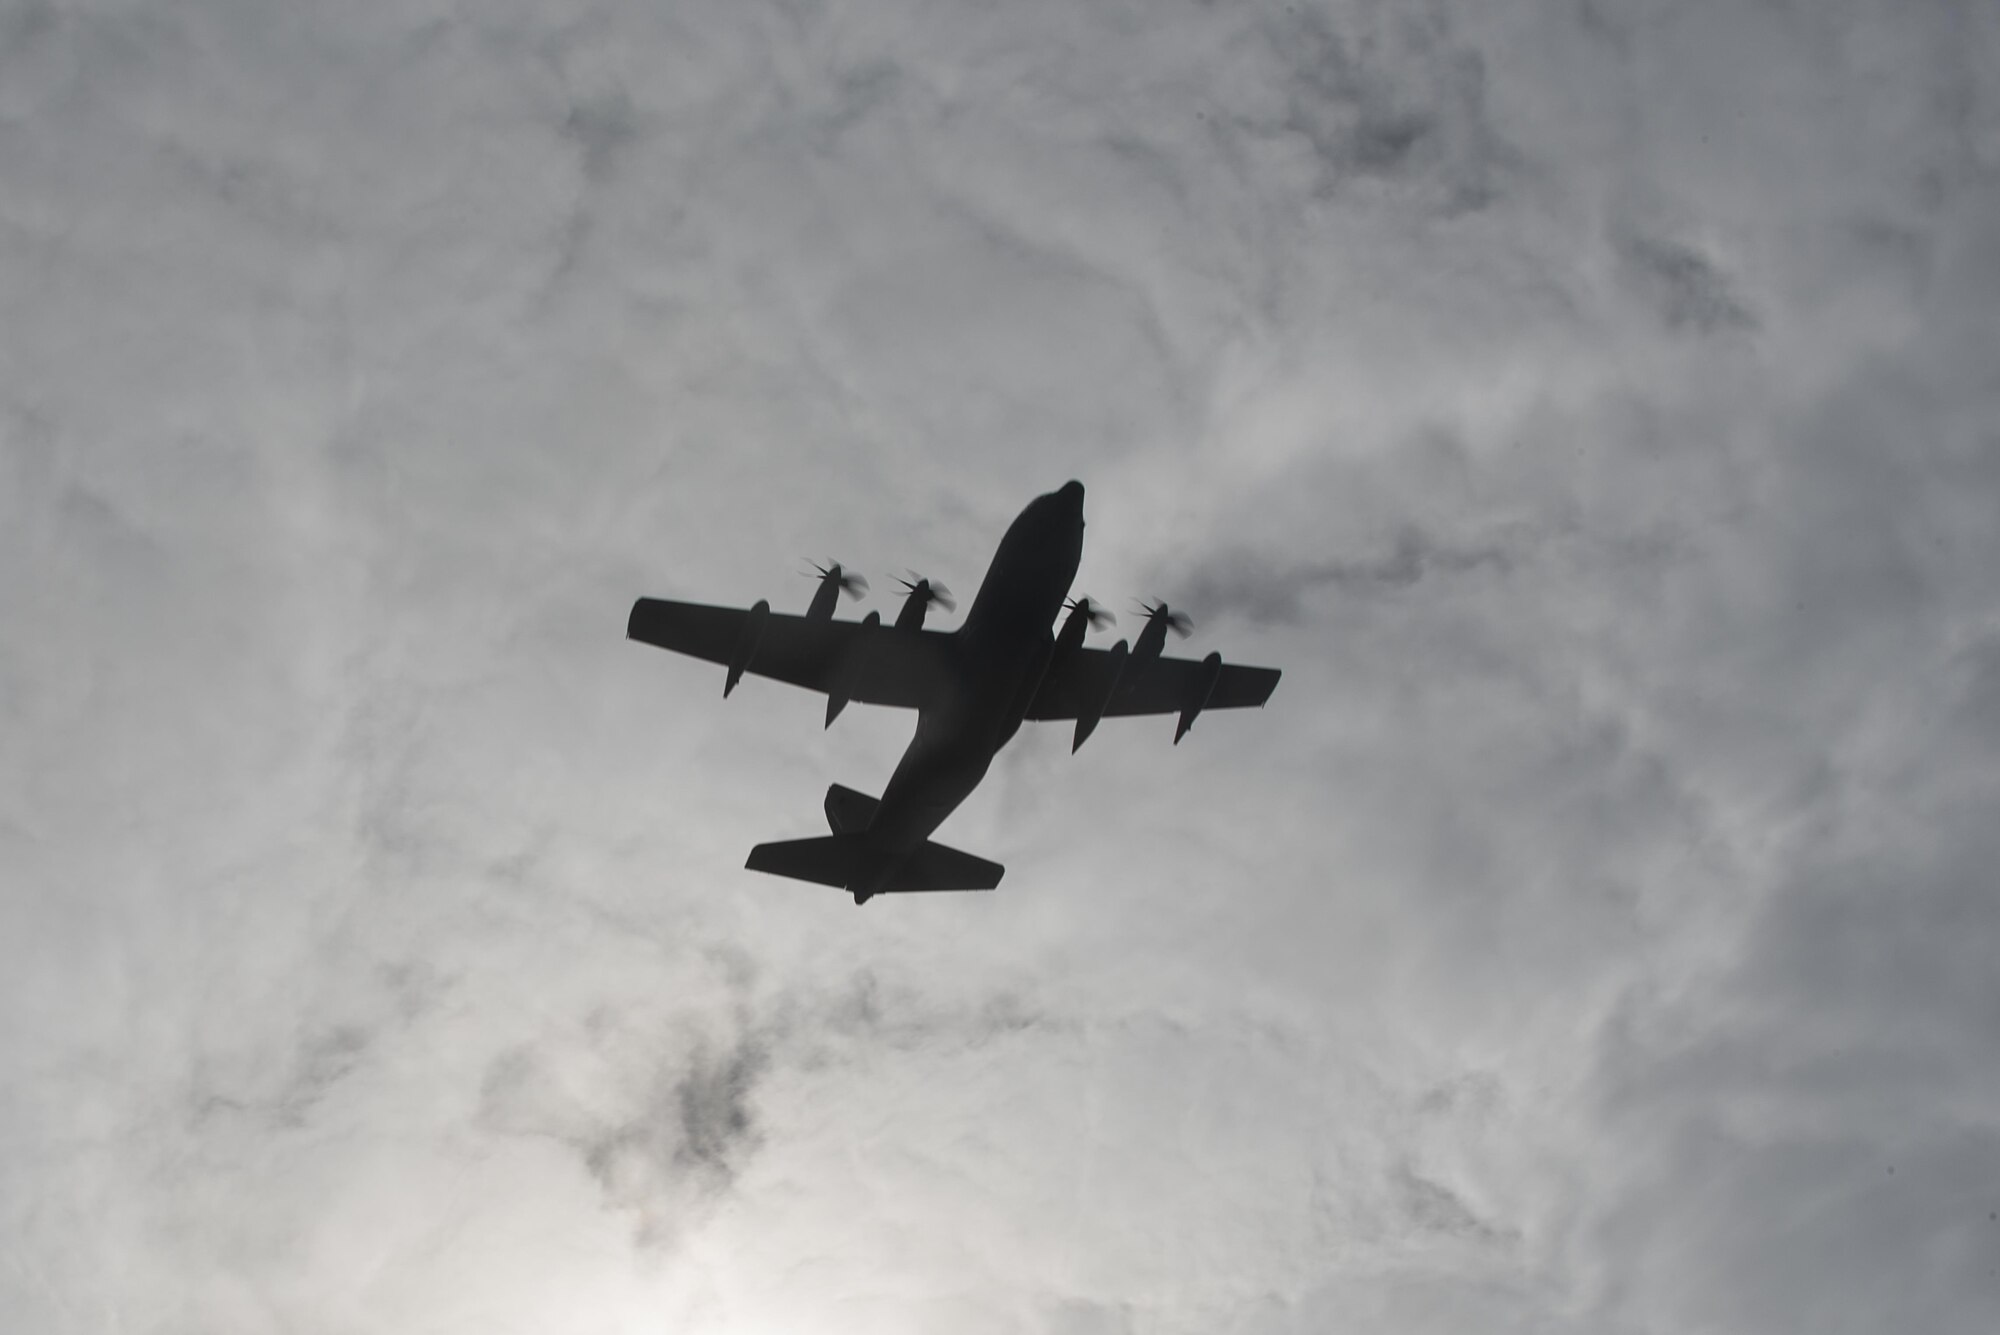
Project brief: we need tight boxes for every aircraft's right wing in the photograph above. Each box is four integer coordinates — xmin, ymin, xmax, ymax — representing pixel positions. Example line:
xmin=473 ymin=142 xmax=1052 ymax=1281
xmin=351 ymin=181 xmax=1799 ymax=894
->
xmin=626 ymin=597 xmax=955 ymax=709
xmin=1026 ymin=649 xmax=1280 ymax=719
xmin=1025 ymin=644 xmax=1280 ymax=745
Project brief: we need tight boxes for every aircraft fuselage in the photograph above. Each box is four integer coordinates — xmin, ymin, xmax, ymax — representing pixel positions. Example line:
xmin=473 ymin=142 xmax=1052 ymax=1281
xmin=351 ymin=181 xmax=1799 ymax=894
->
xmin=854 ymin=480 xmax=1085 ymax=896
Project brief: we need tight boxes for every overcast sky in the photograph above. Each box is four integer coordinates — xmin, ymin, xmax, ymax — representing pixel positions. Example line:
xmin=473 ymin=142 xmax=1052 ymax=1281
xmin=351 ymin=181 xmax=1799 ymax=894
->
xmin=4 ymin=1 xmax=1998 ymax=1331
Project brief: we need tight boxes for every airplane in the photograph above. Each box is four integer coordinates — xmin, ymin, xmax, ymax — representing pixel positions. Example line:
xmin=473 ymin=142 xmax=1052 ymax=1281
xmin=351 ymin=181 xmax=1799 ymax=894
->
xmin=626 ymin=480 xmax=1281 ymax=904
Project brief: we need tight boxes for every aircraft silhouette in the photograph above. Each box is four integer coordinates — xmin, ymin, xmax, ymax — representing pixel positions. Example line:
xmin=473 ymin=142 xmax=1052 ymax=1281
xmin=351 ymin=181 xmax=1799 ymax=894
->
xmin=627 ymin=481 xmax=1281 ymax=903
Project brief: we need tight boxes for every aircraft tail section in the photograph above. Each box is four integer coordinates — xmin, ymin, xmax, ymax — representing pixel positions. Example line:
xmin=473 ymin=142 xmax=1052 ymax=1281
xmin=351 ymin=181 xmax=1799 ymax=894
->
xmin=745 ymin=833 xmax=871 ymax=888
xmin=823 ymin=784 xmax=879 ymax=833
xmin=745 ymin=832 xmax=1003 ymax=897
xmin=893 ymin=839 xmax=1004 ymax=892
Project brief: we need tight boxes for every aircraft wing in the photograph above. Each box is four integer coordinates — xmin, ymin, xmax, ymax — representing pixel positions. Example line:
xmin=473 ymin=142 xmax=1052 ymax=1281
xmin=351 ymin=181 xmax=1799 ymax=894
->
xmin=627 ymin=597 xmax=954 ymax=709
xmin=1024 ymin=647 xmax=1281 ymax=720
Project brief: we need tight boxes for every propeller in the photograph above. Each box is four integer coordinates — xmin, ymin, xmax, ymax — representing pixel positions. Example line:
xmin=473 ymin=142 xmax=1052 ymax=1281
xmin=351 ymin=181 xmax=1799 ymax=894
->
xmin=802 ymin=561 xmax=868 ymax=599
xmin=1064 ymin=595 xmax=1116 ymax=631
xmin=894 ymin=573 xmax=956 ymax=613
xmin=1136 ymin=600 xmax=1194 ymax=637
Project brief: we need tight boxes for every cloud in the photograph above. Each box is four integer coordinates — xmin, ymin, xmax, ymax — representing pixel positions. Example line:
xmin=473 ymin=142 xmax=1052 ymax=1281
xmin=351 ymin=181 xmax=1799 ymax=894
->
xmin=1159 ymin=524 xmax=1520 ymax=627
xmin=4 ymin=1 xmax=1998 ymax=1332
xmin=1253 ymin=0 xmax=1512 ymax=211
xmin=1616 ymin=229 xmax=1757 ymax=333
xmin=479 ymin=1009 xmax=773 ymax=1248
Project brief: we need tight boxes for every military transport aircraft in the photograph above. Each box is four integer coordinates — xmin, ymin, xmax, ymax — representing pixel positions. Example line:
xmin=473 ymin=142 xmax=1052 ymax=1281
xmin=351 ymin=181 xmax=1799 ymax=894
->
xmin=627 ymin=480 xmax=1280 ymax=904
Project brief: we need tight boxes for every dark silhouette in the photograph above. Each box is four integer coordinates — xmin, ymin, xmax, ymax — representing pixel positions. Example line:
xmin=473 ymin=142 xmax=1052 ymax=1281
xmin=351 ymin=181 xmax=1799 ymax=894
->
xmin=627 ymin=481 xmax=1281 ymax=903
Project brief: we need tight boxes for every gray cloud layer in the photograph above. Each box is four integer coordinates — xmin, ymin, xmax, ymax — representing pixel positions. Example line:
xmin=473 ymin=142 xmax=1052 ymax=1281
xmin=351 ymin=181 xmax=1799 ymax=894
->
xmin=5 ymin=1 xmax=1998 ymax=1332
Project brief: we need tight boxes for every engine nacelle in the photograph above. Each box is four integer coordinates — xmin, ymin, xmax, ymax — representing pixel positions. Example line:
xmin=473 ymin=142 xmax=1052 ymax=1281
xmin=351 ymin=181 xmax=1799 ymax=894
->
xmin=1072 ymin=638 xmax=1129 ymax=752
xmin=825 ymin=610 xmax=881 ymax=727
xmin=893 ymin=575 xmax=954 ymax=631
xmin=1173 ymin=651 xmax=1224 ymax=744
xmin=725 ymin=599 xmax=770 ymax=697
xmin=1129 ymin=602 xmax=1190 ymax=674
xmin=1055 ymin=596 xmax=1112 ymax=653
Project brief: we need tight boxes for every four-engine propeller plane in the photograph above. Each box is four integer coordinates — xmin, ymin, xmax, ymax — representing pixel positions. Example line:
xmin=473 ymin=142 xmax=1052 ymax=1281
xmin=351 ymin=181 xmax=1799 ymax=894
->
xmin=626 ymin=481 xmax=1281 ymax=903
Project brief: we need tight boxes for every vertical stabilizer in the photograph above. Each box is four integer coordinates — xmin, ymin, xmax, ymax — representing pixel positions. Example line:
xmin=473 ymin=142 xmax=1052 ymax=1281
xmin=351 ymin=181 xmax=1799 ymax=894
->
xmin=823 ymin=784 xmax=881 ymax=833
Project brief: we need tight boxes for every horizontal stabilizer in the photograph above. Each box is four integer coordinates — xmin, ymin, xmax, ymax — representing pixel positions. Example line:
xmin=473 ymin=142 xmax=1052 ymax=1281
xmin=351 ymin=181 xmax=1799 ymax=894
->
xmin=891 ymin=840 xmax=1004 ymax=892
xmin=745 ymin=833 xmax=1003 ymax=894
xmin=745 ymin=833 xmax=869 ymax=888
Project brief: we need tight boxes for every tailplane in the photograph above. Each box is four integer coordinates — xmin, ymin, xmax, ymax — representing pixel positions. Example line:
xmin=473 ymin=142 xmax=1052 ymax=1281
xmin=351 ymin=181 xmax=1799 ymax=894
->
xmin=744 ymin=832 xmax=871 ymax=888
xmin=745 ymin=832 xmax=1003 ymax=898
xmin=892 ymin=840 xmax=1004 ymax=893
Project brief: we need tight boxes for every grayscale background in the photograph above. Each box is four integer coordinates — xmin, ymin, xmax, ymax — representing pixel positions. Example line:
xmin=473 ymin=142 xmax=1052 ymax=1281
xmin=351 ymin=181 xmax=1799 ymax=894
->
xmin=4 ymin=1 xmax=1998 ymax=1331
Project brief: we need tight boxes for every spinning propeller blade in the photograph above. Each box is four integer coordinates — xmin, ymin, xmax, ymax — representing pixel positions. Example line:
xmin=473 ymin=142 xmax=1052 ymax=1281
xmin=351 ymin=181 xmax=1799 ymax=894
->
xmin=803 ymin=561 xmax=868 ymax=598
xmin=1064 ymin=595 xmax=1116 ymax=630
xmin=894 ymin=573 xmax=956 ymax=613
xmin=1135 ymin=600 xmax=1194 ymax=637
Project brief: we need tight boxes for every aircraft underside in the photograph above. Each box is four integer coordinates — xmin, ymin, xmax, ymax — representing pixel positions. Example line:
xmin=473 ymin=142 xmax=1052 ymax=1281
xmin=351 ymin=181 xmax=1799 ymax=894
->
xmin=626 ymin=481 xmax=1281 ymax=904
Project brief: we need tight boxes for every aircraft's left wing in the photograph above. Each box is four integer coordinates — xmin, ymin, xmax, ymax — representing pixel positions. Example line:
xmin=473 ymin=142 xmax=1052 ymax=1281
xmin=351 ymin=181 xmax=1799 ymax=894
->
xmin=627 ymin=597 xmax=953 ymax=709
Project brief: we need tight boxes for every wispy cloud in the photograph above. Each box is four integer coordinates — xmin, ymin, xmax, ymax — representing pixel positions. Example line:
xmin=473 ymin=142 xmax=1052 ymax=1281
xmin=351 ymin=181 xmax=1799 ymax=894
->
xmin=5 ymin=1 xmax=1997 ymax=1332
xmin=1160 ymin=525 xmax=1521 ymax=627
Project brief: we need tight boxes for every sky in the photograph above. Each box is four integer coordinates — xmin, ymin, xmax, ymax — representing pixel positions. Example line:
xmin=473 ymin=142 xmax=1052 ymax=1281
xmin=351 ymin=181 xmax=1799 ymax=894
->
xmin=3 ymin=0 xmax=1998 ymax=1331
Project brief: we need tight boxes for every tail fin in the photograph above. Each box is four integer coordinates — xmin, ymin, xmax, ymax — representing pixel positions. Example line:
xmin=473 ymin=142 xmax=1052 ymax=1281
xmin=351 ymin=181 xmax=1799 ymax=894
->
xmin=745 ymin=833 xmax=1003 ymax=894
xmin=824 ymin=784 xmax=879 ymax=834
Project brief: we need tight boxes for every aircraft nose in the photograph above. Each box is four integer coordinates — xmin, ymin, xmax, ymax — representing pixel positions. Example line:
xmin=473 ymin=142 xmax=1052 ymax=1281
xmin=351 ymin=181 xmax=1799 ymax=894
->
xmin=1058 ymin=479 xmax=1084 ymax=510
